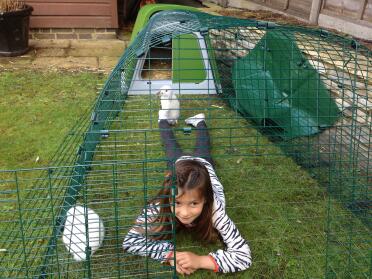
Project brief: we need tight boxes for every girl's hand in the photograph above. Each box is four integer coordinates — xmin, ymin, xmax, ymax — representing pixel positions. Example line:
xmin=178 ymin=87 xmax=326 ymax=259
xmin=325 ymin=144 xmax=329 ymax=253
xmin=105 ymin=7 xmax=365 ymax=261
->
xmin=169 ymin=255 xmax=196 ymax=275
xmin=176 ymin=252 xmax=201 ymax=271
xmin=177 ymin=252 xmax=216 ymax=272
xmin=169 ymin=251 xmax=216 ymax=275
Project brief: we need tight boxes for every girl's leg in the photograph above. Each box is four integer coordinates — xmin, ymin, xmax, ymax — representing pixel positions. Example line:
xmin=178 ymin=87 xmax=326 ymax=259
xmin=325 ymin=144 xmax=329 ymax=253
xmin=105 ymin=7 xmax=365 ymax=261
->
xmin=194 ymin=121 xmax=214 ymax=167
xmin=182 ymin=112 xmax=215 ymax=167
xmin=159 ymin=119 xmax=183 ymax=168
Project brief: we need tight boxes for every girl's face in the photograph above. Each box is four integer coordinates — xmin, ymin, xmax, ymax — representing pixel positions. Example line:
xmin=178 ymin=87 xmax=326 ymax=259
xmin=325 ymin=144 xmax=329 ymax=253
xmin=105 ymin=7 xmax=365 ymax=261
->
xmin=171 ymin=188 xmax=205 ymax=225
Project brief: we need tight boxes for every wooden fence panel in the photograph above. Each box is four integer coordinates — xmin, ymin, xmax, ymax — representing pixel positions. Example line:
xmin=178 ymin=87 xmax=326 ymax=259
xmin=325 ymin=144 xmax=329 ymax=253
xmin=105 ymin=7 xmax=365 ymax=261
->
xmin=323 ymin=0 xmax=372 ymax=23
xmin=248 ymin=0 xmax=312 ymax=19
xmin=264 ymin=0 xmax=287 ymax=10
xmin=26 ymin=0 xmax=118 ymax=28
xmin=286 ymin=0 xmax=312 ymax=18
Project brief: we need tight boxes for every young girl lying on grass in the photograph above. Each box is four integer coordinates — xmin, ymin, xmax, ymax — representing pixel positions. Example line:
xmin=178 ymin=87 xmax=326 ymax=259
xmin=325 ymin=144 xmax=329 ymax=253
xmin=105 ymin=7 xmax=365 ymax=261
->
xmin=123 ymin=112 xmax=252 ymax=275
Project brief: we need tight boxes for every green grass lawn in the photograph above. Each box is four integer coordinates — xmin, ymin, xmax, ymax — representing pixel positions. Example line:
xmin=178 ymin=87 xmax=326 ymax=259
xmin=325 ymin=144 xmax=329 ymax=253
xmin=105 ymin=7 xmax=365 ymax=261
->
xmin=0 ymin=70 xmax=106 ymax=278
xmin=0 ymin=71 xmax=369 ymax=279
xmin=0 ymin=70 xmax=106 ymax=170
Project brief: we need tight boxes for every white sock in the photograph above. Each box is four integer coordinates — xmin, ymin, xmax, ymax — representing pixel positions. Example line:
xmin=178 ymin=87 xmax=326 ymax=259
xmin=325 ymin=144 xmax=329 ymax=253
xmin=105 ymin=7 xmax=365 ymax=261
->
xmin=185 ymin=113 xmax=205 ymax=127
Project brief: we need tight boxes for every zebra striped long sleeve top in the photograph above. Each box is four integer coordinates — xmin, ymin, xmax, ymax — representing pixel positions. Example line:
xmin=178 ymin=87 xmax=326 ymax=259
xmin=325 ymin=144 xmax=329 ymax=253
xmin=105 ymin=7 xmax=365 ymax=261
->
xmin=123 ymin=156 xmax=252 ymax=273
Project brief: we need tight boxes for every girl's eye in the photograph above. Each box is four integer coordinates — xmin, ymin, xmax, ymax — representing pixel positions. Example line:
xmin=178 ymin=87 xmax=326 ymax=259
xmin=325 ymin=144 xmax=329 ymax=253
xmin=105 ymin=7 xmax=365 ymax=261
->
xmin=191 ymin=202 xmax=199 ymax=207
xmin=175 ymin=201 xmax=181 ymax=206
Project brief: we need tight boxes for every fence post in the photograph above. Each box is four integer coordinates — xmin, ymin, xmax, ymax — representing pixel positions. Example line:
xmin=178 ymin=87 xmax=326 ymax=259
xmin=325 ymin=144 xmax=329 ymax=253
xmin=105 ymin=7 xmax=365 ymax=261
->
xmin=283 ymin=0 xmax=289 ymax=10
xmin=357 ymin=0 xmax=367 ymax=20
xmin=309 ymin=0 xmax=323 ymax=24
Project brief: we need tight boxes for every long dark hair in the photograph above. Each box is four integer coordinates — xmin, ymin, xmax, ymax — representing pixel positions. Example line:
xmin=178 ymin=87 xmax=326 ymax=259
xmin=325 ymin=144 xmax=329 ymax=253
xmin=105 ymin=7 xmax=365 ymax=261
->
xmin=138 ymin=160 xmax=217 ymax=243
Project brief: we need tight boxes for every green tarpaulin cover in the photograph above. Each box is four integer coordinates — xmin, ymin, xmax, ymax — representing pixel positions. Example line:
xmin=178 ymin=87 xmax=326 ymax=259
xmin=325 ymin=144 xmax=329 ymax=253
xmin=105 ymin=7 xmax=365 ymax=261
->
xmin=232 ymin=31 xmax=340 ymax=139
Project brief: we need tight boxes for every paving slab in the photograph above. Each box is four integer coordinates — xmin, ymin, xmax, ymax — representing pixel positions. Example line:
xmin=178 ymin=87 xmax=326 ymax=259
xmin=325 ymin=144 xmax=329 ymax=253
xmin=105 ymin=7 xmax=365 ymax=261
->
xmin=70 ymin=40 xmax=126 ymax=50
xmin=29 ymin=39 xmax=71 ymax=49
xmin=34 ymin=48 xmax=67 ymax=57
xmin=68 ymin=40 xmax=126 ymax=58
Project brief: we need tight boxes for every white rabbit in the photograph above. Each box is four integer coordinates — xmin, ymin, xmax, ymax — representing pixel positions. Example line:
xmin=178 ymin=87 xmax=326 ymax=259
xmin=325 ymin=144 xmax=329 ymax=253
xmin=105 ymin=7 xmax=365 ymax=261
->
xmin=62 ymin=205 xmax=105 ymax=261
xmin=157 ymin=85 xmax=180 ymax=125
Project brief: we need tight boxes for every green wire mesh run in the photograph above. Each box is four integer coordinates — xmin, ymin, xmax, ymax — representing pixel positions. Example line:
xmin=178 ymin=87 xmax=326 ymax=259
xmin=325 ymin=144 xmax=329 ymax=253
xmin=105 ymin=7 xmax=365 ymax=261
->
xmin=1 ymin=9 xmax=371 ymax=278
xmin=0 ymin=161 xmax=175 ymax=278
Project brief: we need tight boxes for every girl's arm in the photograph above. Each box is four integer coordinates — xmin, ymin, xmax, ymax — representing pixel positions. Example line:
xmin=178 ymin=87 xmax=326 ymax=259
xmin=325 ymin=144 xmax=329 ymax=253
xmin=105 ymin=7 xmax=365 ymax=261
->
xmin=123 ymin=204 xmax=174 ymax=262
xmin=209 ymin=199 xmax=252 ymax=273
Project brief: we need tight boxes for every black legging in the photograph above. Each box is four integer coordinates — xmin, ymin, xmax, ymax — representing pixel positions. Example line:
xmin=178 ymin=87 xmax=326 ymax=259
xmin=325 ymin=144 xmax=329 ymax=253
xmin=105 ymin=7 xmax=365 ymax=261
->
xmin=159 ymin=120 xmax=214 ymax=168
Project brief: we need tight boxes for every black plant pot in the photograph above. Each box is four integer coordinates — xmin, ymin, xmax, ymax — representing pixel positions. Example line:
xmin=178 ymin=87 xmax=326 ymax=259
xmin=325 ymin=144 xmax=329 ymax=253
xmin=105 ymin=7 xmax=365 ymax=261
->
xmin=0 ymin=5 xmax=33 ymax=57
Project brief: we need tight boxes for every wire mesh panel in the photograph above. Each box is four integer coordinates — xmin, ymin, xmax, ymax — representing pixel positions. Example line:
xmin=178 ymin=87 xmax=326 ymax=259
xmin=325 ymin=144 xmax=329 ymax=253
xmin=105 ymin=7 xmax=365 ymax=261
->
xmin=0 ymin=161 xmax=175 ymax=278
xmin=1 ymin=9 xmax=371 ymax=279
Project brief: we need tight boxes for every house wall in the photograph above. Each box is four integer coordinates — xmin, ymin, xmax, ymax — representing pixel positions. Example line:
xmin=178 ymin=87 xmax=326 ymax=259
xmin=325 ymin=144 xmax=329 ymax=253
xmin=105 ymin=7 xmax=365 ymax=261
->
xmin=26 ymin=0 xmax=118 ymax=28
